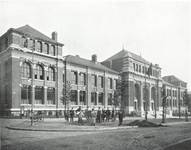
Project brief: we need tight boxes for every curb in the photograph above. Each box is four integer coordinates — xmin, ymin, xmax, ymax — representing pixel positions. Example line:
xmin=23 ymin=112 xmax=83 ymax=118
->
xmin=6 ymin=125 xmax=138 ymax=132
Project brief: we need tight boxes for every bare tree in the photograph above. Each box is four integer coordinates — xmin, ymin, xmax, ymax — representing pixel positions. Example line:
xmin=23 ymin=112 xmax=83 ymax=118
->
xmin=60 ymin=81 xmax=72 ymax=111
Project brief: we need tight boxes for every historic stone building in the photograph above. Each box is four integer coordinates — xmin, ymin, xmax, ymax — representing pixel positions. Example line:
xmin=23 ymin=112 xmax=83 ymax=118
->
xmin=0 ymin=25 xmax=118 ymax=116
xmin=162 ymin=75 xmax=187 ymax=117
xmin=102 ymin=50 xmax=163 ymax=117
xmin=63 ymin=55 xmax=118 ymax=110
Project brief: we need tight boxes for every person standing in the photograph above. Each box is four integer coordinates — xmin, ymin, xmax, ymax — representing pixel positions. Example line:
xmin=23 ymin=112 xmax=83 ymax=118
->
xmin=106 ymin=108 xmax=110 ymax=122
xmin=91 ymin=108 xmax=97 ymax=126
xmin=97 ymin=107 xmax=101 ymax=123
xmin=70 ymin=107 xmax=74 ymax=123
xmin=118 ymin=109 xmax=124 ymax=126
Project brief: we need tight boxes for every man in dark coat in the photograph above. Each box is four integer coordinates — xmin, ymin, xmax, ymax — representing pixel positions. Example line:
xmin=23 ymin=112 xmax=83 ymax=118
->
xmin=96 ymin=107 xmax=101 ymax=123
xmin=118 ymin=109 xmax=124 ymax=126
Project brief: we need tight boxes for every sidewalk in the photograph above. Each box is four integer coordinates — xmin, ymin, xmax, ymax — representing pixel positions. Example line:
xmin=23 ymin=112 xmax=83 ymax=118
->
xmin=6 ymin=117 xmax=191 ymax=132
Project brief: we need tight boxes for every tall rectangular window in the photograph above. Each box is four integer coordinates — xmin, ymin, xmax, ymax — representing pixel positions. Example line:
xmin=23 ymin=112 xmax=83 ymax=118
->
xmin=142 ymin=66 xmax=145 ymax=74
xmin=71 ymin=71 xmax=78 ymax=84
xmin=80 ymin=73 xmax=86 ymax=85
xmin=47 ymin=87 xmax=55 ymax=104
xmin=133 ymin=63 xmax=135 ymax=71
xmin=80 ymin=91 xmax=86 ymax=105
xmin=21 ymin=85 xmax=31 ymax=104
xmin=99 ymin=76 xmax=104 ymax=88
xmin=139 ymin=65 xmax=141 ymax=73
xmin=35 ymin=86 xmax=44 ymax=104
xmin=71 ymin=90 xmax=77 ymax=105
xmin=91 ymin=75 xmax=97 ymax=87
xmin=98 ymin=93 xmax=104 ymax=105
xmin=108 ymin=93 xmax=112 ymax=105
xmin=91 ymin=92 xmax=97 ymax=105
xmin=108 ymin=78 xmax=113 ymax=89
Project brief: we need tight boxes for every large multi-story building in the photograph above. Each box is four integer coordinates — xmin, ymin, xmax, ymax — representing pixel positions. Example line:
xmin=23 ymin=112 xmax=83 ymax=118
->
xmin=0 ymin=25 xmax=188 ymax=118
xmin=0 ymin=25 xmax=118 ymax=116
xmin=162 ymin=75 xmax=187 ymax=117
xmin=102 ymin=50 xmax=163 ymax=117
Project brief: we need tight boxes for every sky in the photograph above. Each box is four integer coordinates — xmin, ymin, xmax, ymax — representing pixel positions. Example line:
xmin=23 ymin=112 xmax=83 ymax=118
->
xmin=0 ymin=0 xmax=191 ymax=90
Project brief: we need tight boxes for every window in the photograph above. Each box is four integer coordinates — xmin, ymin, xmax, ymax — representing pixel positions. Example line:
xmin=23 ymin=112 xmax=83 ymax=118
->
xmin=99 ymin=76 xmax=104 ymax=88
xmin=37 ymin=41 xmax=42 ymax=52
xmin=29 ymin=39 xmax=35 ymax=50
xmin=133 ymin=63 xmax=135 ymax=71
xmin=71 ymin=90 xmax=77 ymax=105
xmin=47 ymin=67 xmax=55 ymax=81
xmin=98 ymin=93 xmax=104 ymax=105
xmin=21 ymin=62 xmax=31 ymax=78
xmin=108 ymin=93 xmax=112 ymax=105
xmin=47 ymin=87 xmax=55 ymax=104
xmin=79 ymin=73 xmax=86 ymax=85
xmin=22 ymin=37 xmax=28 ymax=48
xmin=142 ymin=66 xmax=145 ymax=74
xmin=44 ymin=43 xmax=49 ymax=54
xmin=80 ymin=91 xmax=86 ymax=105
xmin=91 ymin=92 xmax=97 ymax=105
xmin=143 ymin=101 xmax=146 ymax=111
xmin=50 ymin=45 xmax=55 ymax=56
xmin=114 ymin=79 xmax=117 ymax=89
xmin=21 ymin=85 xmax=31 ymax=104
xmin=134 ymin=101 xmax=137 ymax=110
xmin=91 ymin=75 xmax=97 ymax=87
xmin=71 ymin=71 xmax=78 ymax=84
xmin=136 ymin=64 xmax=138 ymax=71
xmin=35 ymin=86 xmax=44 ymax=104
xmin=151 ymin=102 xmax=154 ymax=110
xmin=108 ymin=78 xmax=113 ymax=89
xmin=34 ymin=64 xmax=44 ymax=80
xmin=139 ymin=65 xmax=141 ymax=73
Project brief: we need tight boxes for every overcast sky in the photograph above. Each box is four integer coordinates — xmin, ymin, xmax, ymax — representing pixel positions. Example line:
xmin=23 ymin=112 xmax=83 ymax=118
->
xmin=0 ymin=0 xmax=191 ymax=90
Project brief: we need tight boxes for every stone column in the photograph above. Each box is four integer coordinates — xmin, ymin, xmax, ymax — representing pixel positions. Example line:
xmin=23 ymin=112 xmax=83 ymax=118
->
xmin=77 ymin=90 xmax=80 ymax=105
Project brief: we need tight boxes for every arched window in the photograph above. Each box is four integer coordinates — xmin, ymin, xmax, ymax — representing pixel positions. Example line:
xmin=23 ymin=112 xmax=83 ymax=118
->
xmin=47 ymin=67 xmax=55 ymax=81
xmin=37 ymin=41 xmax=42 ymax=52
xmin=21 ymin=62 xmax=31 ymax=78
xmin=44 ymin=43 xmax=49 ymax=54
xmin=34 ymin=64 xmax=44 ymax=80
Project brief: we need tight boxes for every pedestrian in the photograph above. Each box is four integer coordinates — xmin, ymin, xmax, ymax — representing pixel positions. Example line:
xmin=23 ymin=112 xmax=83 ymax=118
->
xmin=70 ymin=107 xmax=74 ymax=123
xmin=106 ymin=108 xmax=110 ymax=122
xmin=76 ymin=106 xmax=83 ymax=125
xmin=111 ymin=108 xmax=115 ymax=122
xmin=118 ymin=109 xmax=124 ymax=126
xmin=101 ymin=109 xmax=105 ymax=122
xmin=91 ymin=108 xmax=97 ymax=126
xmin=97 ymin=107 xmax=101 ymax=123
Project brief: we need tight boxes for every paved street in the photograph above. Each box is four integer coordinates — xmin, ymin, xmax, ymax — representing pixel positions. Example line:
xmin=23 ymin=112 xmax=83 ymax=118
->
xmin=1 ymin=118 xmax=191 ymax=150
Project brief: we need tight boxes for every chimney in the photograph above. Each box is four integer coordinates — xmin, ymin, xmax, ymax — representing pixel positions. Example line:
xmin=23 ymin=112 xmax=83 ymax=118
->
xmin=91 ymin=54 xmax=97 ymax=63
xmin=52 ymin=32 xmax=57 ymax=41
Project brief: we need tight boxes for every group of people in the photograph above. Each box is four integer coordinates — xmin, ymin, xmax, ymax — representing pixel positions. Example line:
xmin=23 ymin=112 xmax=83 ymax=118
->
xmin=64 ymin=107 xmax=124 ymax=126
